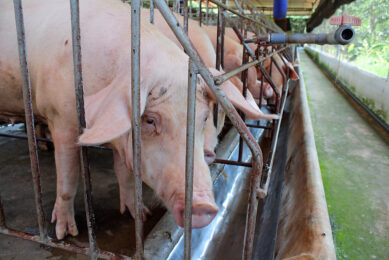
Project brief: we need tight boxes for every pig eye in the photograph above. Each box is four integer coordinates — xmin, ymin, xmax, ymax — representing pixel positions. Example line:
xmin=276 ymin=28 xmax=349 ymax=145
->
xmin=146 ymin=118 xmax=154 ymax=124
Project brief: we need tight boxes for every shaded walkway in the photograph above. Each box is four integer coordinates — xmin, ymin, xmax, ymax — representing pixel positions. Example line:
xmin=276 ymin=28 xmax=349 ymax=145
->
xmin=299 ymin=50 xmax=389 ymax=259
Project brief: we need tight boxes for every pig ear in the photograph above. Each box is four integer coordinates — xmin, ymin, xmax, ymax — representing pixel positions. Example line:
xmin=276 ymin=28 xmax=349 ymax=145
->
xmin=78 ymin=83 xmax=132 ymax=145
xmin=204 ymin=68 xmax=279 ymax=120
xmin=79 ymin=80 xmax=148 ymax=145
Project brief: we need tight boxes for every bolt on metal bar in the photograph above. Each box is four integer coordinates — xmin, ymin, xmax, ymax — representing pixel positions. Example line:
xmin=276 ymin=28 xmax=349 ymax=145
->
xmin=184 ymin=59 xmax=197 ymax=260
xmin=12 ymin=0 xmax=47 ymax=242
xmin=0 ymin=227 xmax=131 ymax=259
xmin=152 ymin=2 xmax=265 ymax=259
xmin=130 ymin=0 xmax=145 ymax=258
xmin=69 ymin=0 xmax=98 ymax=258
xmin=150 ymin=0 xmax=154 ymax=24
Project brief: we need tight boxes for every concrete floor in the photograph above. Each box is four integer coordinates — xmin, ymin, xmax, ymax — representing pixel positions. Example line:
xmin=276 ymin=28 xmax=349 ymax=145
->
xmin=0 ymin=124 xmax=166 ymax=259
xmin=300 ymin=50 xmax=389 ymax=259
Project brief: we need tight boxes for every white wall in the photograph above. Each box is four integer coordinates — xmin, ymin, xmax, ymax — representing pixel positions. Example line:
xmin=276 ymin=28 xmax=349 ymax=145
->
xmin=305 ymin=46 xmax=389 ymax=125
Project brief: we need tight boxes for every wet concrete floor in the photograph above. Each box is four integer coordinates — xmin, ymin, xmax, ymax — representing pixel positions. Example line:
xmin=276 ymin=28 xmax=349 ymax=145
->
xmin=0 ymin=124 xmax=166 ymax=259
xmin=300 ymin=50 xmax=389 ymax=259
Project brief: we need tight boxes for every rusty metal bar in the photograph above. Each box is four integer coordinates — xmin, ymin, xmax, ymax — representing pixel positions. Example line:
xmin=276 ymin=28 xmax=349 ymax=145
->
xmin=205 ymin=0 xmax=209 ymax=24
xmin=215 ymin=3 xmax=225 ymax=69
xmin=69 ymin=1 xmax=98 ymax=258
xmin=238 ymin=46 xmax=249 ymax=162
xmin=214 ymin=159 xmax=252 ymax=167
xmin=0 ymin=227 xmax=130 ymax=259
xmin=184 ymin=60 xmax=197 ymax=260
xmin=0 ymin=132 xmax=111 ymax=150
xmin=0 ymin=195 xmax=5 ymax=227
xmin=12 ymin=0 xmax=47 ymax=242
xmin=130 ymin=0 xmax=144 ymax=258
xmin=198 ymin=0 xmax=202 ymax=26
xmin=242 ymin=162 xmax=261 ymax=260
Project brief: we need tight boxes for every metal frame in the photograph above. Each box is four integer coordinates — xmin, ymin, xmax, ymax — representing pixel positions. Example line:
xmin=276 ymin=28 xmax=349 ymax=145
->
xmin=0 ymin=0 xmax=297 ymax=259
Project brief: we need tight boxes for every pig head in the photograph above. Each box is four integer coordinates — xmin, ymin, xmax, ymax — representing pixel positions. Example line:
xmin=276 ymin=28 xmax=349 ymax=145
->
xmin=78 ymin=58 xmax=219 ymax=228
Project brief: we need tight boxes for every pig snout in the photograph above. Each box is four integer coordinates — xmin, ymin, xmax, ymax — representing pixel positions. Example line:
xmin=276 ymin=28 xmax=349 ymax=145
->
xmin=172 ymin=191 xmax=219 ymax=229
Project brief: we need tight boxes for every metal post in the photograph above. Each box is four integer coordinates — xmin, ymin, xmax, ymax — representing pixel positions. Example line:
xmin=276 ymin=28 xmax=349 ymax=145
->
xmin=150 ymin=0 xmax=154 ymax=24
xmin=189 ymin=0 xmax=192 ymax=18
xmin=13 ymin=0 xmax=47 ymax=242
xmin=183 ymin=0 xmax=188 ymax=34
xmin=69 ymin=0 xmax=98 ymax=259
xmin=131 ymin=0 xmax=145 ymax=258
xmin=198 ymin=0 xmax=202 ymax=26
xmin=0 ymin=196 xmax=5 ymax=227
xmin=205 ymin=0 xmax=209 ymax=24
xmin=184 ymin=59 xmax=197 ymax=260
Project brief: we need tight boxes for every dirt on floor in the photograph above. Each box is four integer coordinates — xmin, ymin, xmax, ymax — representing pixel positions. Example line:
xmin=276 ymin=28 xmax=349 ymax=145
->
xmin=300 ymin=50 xmax=389 ymax=259
xmin=0 ymin=124 xmax=166 ymax=259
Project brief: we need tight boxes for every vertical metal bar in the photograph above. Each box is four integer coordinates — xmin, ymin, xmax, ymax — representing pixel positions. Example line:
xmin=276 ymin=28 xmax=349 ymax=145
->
xmin=198 ymin=0 xmax=202 ymax=26
xmin=0 ymin=195 xmax=5 ymax=228
xmin=215 ymin=3 xmax=225 ymax=69
xmin=131 ymin=0 xmax=145 ymax=258
xmin=183 ymin=0 xmax=188 ymax=34
xmin=69 ymin=1 xmax=98 ymax=259
xmin=184 ymin=59 xmax=197 ymax=260
xmin=238 ymin=46 xmax=249 ymax=162
xmin=242 ymin=163 xmax=261 ymax=260
xmin=205 ymin=0 xmax=209 ymax=24
xmin=13 ymin=0 xmax=47 ymax=242
xmin=150 ymin=0 xmax=154 ymax=24
xmin=189 ymin=0 xmax=192 ymax=18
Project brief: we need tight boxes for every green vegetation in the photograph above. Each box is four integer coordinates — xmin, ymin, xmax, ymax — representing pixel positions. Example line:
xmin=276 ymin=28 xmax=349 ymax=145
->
xmin=311 ymin=0 xmax=389 ymax=78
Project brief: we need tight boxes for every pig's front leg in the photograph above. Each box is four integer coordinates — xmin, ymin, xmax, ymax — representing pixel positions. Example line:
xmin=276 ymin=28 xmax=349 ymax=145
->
xmin=113 ymin=150 xmax=151 ymax=221
xmin=50 ymin=128 xmax=80 ymax=239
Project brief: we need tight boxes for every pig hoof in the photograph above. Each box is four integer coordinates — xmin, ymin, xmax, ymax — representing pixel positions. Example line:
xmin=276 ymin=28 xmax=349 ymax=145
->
xmin=124 ymin=203 xmax=152 ymax=222
xmin=51 ymin=200 xmax=79 ymax=240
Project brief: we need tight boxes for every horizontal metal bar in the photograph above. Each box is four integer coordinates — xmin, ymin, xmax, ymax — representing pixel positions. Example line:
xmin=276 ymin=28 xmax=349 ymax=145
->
xmin=0 ymin=227 xmax=130 ymax=259
xmin=0 ymin=132 xmax=111 ymax=150
xmin=214 ymin=159 xmax=252 ymax=167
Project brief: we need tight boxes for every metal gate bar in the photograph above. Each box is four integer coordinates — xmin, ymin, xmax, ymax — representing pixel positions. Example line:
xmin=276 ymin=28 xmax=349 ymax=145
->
xmin=12 ymin=0 xmax=47 ymax=241
xmin=130 ymin=0 xmax=145 ymax=258
xmin=69 ymin=1 xmax=99 ymax=258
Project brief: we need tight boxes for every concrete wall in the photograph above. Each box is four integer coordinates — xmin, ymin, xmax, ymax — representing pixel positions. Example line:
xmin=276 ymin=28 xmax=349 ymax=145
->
xmin=305 ymin=46 xmax=389 ymax=125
